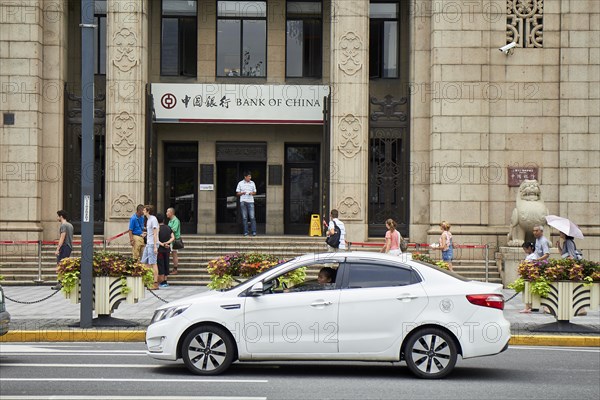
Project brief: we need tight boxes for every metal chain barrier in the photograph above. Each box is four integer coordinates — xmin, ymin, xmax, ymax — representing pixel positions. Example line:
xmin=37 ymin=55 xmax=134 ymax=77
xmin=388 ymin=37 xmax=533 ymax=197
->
xmin=147 ymin=288 xmax=169 ymax=303
xmin=4 ymin=290 xmax=61 ymax=304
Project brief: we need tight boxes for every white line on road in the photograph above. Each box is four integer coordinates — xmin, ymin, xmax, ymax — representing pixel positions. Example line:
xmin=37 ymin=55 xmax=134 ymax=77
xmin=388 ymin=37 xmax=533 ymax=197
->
xmin=0 ymin=397 xmax=266 ymax=400
xmin=509 ymin=346 xmax=600 ymax=353
xmin=0 ymin=378 xmax=268 ymax=384
xmin=0 ymin=363 xmax=161 ymax=368
xmin=0 ymin=345 xmax=146 ymax=354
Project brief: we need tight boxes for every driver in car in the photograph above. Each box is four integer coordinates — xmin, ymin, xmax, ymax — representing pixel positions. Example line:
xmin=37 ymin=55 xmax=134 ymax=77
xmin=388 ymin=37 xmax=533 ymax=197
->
xmin=285 ymin=267 xmax=336 ymax=292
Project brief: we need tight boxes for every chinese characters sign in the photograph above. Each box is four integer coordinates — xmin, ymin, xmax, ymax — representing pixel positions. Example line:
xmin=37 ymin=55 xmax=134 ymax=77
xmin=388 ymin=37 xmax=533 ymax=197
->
xmin=508 ymin=167 xmax=538 ymax=187
xmin=151 ymin=84 xmax=330 ymax=124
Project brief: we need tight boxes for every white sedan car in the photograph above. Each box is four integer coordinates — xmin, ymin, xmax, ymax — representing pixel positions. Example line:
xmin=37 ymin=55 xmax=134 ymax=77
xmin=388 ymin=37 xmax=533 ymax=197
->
xmin=146 ymin=252 xmax=510 ymax=379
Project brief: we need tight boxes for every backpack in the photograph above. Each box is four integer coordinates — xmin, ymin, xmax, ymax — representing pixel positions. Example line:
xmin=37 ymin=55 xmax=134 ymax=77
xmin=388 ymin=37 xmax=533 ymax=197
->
xmin=326 ymin=221 xmax=341 ymax=248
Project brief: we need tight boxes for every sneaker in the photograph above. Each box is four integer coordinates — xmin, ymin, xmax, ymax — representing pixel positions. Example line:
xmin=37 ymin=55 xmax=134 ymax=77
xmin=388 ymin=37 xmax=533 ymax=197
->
xmin=159 ymin=282 xmax=169 ymax=288
xmin=252 ymin=232 xmax=256 ymax=236
xmin=243 ymin=233 xmax=249 ymax=237
xmin=51 ymin=283 xmax=62 ymax=290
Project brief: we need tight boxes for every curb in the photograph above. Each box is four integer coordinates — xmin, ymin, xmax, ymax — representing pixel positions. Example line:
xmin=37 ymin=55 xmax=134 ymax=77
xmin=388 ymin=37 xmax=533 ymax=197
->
xmin=1 ymin=331 xmax=599 ymax=347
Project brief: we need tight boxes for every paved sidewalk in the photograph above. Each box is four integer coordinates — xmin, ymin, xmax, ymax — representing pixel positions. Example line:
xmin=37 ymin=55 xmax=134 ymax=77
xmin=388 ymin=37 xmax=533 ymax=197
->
xmin=1 ymin=286 xmax=599 ymax=344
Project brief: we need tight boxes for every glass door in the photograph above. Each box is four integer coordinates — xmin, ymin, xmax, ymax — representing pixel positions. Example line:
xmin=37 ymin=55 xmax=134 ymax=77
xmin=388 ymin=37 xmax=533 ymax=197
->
xmin=285 ymin=144 xmax=320 ymax=234
xmin=164 ymin=143 xmax=198 ymax=234
xmin=216 ymin=162 xmax=266 ymax=234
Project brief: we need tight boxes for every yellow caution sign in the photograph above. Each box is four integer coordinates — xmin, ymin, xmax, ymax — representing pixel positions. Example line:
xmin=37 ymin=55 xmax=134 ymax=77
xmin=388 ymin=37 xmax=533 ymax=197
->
xmin=309 ymin=214 xmax=322 ymax=236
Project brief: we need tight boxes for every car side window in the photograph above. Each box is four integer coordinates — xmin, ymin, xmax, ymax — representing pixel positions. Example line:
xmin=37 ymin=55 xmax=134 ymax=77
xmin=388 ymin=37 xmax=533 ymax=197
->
xmin=346 ymin=263 xmax=419 ymax=289
xmin=262 ymin=262 xmax=340 ymax=294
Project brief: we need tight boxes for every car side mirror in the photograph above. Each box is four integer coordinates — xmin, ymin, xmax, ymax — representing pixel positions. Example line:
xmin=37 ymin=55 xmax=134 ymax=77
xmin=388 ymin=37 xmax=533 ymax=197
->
xmin=249 ymin=282 xmax=264 ymax=296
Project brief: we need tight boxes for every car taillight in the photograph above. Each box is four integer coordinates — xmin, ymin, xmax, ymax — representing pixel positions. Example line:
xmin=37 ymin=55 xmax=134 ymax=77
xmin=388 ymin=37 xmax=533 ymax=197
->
xmin=466 ymin=294 xmax=504 ymax=310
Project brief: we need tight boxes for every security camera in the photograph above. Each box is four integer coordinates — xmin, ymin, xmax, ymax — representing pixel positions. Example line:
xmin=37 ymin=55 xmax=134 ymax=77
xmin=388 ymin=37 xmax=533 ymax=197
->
xmin=499 ymin=42 xmax=517 ymax=55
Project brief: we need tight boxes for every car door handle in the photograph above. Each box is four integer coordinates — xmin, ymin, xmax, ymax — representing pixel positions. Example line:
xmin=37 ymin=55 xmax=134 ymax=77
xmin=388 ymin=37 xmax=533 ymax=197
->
xmin=396 ymin=295 xmax=418 ymax=302
xmin=311 ymin=301 xmax=333 ymax=307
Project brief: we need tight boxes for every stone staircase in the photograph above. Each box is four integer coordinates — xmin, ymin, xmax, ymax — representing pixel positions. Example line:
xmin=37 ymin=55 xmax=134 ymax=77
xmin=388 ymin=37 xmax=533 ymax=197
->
xmin=0 ymin=235 xmax=501 ymax=286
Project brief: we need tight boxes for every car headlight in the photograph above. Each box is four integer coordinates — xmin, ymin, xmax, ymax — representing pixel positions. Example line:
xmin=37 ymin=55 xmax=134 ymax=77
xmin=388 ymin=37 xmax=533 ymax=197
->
xmin=151 ymin=304 xmax=190 ymax=324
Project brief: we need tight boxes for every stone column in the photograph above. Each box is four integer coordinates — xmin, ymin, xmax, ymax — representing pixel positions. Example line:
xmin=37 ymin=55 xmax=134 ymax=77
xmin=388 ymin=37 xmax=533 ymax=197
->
xmin=104 ymin=0 xmax=149 ymax=236
xmin=0 ymin=1 xmax=45 ymax=240
xmin=329 ymin=0 xmax=370 ymax=242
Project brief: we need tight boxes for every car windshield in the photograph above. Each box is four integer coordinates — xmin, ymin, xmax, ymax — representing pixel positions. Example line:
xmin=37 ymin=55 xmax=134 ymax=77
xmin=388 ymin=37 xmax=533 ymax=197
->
xmin=413 ymin=260 xmax=469 ymax=281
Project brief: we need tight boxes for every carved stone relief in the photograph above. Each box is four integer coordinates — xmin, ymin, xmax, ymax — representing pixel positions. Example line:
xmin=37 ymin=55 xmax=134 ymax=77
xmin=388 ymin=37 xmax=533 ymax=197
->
xmin=338 ymin=114 xmax=362 ymax=158
xmin=112 ymin=111 xmax=137 ymax=156
xmin=338 ymin=32 xmax=363 ymax=75
xmin=113 ymin=27 xmax=139 ymax=72
xmin=338 ymin=197 xmax=361 ymax=220
xmin=111 ymin=194 xmax=136 ymax=218
xmin=507 ymin=0 xmax=543 ymax=48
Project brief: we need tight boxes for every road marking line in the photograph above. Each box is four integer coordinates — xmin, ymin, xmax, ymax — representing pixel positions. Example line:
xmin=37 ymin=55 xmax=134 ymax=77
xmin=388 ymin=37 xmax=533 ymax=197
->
xmin=0 ymin=378 xmax=268 ymax=384
xmin=0 ymin=353 xmax=148 ymax=357
xmin=0 ymin=345 xmax=146 ymax=354
xmin=0 ymin=363 xmax=162 ymax=368
xmin=0 ymin=397 xmax=266 ymax=400
xmin=509 ymin=346 xmax=600 ymax=353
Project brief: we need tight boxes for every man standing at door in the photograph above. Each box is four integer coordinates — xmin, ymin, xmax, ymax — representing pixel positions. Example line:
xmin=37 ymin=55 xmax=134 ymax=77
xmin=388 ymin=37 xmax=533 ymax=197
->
xmin=236 ymin=171 xmax=257 ymax=236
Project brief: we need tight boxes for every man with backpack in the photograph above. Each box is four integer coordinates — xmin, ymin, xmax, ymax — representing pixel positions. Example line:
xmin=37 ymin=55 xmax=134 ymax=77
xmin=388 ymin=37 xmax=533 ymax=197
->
xmin=326 ymin=209 xmax=346 ymax=251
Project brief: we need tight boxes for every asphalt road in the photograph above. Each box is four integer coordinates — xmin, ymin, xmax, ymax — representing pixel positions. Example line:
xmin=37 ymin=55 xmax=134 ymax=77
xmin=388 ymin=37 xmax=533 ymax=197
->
xmin=0 ymin=343 xmax=598 ymax=399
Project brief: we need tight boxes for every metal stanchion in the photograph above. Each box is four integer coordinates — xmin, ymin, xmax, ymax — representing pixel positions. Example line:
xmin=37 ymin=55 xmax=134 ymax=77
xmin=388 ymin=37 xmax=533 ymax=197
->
xmin=34 ymin=239 xmax=44 ymax=284
xmin=484 ymin=244 xmax=489 ymax=282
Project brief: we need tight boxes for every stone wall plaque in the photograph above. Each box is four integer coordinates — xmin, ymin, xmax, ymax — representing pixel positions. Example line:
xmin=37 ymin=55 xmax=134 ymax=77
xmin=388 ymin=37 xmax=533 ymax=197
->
xmin=508 ymin=167 xmax=538 ymax=187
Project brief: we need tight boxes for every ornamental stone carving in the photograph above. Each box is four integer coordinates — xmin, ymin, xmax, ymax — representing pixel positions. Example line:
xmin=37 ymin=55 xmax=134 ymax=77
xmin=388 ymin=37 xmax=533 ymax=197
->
xmin=113 ymin=28 xmax=139 ymax=72
xmin=111 ymin=194 xmax=136 ymax=218
xmin=507 ymin=0 xmax=543 ymax=48
xmin=338 ymin=32 xmax=363 ymax=76
xmin=112 ymin=111 xmax=137 ymax=156
xmin=507 ymin=179 xmax=549 ymax=246
xmin=338 ymin=114 xmax=362 ymax=158
xmin=338 ymin=197 xmax=361 ymax=220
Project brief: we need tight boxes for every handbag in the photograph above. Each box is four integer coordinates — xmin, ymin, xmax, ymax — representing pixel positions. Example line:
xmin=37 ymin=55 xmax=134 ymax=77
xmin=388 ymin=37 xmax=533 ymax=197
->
xmin=398 ymin=231 xmax=408 ymax=252
xmin=173 ymin=238 xmax=184 ymax=250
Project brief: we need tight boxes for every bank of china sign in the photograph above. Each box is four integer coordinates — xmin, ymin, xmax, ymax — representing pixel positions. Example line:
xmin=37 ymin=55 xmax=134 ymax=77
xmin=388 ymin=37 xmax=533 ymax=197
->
xmin=151 ymin=84 xmax=330 ymax=125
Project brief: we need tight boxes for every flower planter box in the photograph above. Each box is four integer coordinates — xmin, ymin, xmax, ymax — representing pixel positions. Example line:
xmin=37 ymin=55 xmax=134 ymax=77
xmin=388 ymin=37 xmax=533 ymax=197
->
xmin=63 ymin=276 xmax=146 ymax=316
xmin=523 ymin=281 xmax=600 ymax=321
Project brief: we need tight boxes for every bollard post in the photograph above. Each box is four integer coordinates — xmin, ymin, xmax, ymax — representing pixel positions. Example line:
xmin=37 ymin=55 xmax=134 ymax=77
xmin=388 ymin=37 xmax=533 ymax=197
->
xmin=103 ymin=239 xmax=107 ymax=251
xmin=485 ymin=244 xmax=489 ymax=283
xmin=34 ymin=240 xmax=44 ymax=284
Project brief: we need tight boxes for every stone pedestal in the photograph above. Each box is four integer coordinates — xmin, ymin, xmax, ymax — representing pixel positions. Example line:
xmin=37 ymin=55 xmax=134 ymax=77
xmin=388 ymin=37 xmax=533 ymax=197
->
xmin=499 ymin=246 xmax=561 ymax=287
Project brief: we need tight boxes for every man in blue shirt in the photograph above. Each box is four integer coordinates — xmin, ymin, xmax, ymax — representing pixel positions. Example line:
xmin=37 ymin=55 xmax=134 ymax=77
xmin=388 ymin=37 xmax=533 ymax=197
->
xmin=236 ymin=171 xmax=257 ymax=236
xmin=128 ymin=204 xmax=145 ymax=260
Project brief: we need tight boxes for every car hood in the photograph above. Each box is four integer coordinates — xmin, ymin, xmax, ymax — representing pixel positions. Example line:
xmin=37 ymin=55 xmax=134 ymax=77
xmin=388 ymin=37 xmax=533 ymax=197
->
xmin=155 ymin=289 xmax=226 ymax=310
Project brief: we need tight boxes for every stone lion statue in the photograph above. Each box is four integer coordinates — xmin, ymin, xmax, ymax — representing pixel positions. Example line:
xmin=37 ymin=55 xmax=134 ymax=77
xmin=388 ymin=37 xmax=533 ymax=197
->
xmin=507 ymin=179 xmax=550 ymax=246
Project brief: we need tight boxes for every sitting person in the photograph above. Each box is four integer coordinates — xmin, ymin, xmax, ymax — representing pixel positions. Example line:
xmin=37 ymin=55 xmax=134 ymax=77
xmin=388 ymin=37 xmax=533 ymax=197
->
xmin=286 ymin=267 xmax=337 ymax=292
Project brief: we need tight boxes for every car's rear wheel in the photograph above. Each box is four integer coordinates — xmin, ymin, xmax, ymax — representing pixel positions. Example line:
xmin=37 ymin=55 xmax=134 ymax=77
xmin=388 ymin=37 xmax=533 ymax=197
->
xmin=182 ymin=325 xmax=235 ymax=375
xmin=404 ymin=327 xmax=458 ymax=379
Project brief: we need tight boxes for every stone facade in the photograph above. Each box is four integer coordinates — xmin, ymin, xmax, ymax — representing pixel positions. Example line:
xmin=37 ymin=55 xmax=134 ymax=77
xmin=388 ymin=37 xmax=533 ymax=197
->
xmin=0 ymin=0 xmax=598 ymax=259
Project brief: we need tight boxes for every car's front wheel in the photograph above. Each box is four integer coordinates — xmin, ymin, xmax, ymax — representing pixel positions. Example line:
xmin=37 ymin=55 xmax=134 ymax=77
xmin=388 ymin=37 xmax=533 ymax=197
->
xmin=182 ymin=325 xmax=235 ymax=375
xmin=404 ymin=327 xmax=458 ymax=379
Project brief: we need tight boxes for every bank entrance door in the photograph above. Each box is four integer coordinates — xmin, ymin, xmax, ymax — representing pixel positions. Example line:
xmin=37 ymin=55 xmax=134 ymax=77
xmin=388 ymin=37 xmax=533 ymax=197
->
xmin=164 ymin=143 xmax=198 ymax=234
xmin=285 ymin=144 xmax=320 ymax=234
xmin=216 ymin=142 xmax=267 ymax=234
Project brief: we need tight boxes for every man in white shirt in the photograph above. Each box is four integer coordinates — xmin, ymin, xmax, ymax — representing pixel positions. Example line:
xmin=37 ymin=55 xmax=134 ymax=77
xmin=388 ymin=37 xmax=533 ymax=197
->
xmin=142 ymin=205 xmax=160 ymax=289
xmin=533 ymin=225 xmax=550 ymax=261
xmin=327 ymin=209 xmax=346 ymax=251
xmin=236 ymin=171 xmax=257 ymax=236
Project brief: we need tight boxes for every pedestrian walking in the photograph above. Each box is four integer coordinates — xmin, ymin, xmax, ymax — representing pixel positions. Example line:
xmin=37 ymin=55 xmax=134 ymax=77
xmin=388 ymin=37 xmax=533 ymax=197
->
xmin=326 ymin=209 xmax=346 ymax=251
xmin=128 ymin=204 xmax=145 ymax=260
xmin=156 ymin=213 xmax=174 ymax=288
xmin=141 ymin=205 xmax=160 ymax=290
xmin=52 ymin=210 xmax=74 ymax=290
xmin=519 ymin=241 xmax=537 ymax=313
xmin=438 ymin=221 xmax=454 ymax=271
xmin=380 ymin=218 xmax=402 ymax=256
xmin=166 ymin=207 xmax=181 ymax=274
xmin=236 ymin=171 xmax=257 ymax=237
